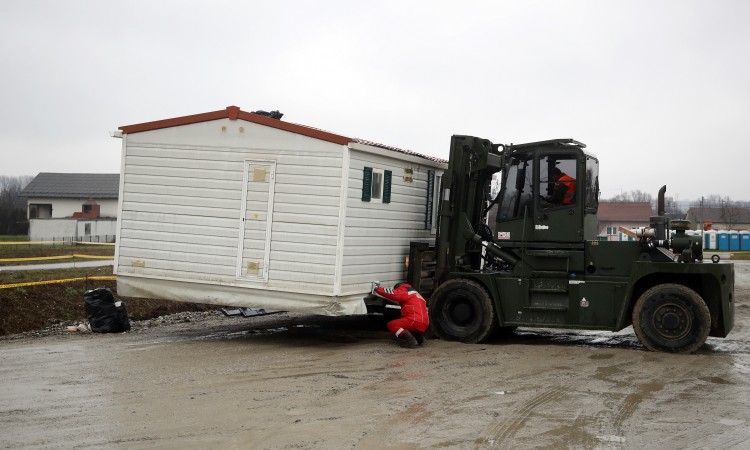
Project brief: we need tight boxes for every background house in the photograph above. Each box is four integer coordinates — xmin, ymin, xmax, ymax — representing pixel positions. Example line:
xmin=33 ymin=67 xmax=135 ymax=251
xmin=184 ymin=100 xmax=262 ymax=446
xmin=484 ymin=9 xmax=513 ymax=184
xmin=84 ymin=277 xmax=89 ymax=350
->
xmin=20 ymin=173 xmax=119 ymax=241
xmin=685 ymin=206 xmax=750 ymax=231
xmin=596 ymin=201 xmax=653 ymax=241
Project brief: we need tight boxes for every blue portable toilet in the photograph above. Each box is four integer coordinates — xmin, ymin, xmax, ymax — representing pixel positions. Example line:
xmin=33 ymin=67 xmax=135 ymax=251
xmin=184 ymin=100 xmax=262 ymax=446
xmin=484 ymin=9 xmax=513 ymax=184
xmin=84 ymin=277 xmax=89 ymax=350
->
xmin=717 ymin=231 xmax=729 ymax=251
xmin=729 ymin=231 xmax=740 ymax=251
xmin=740 ymin=231 xmax=750 ymax=251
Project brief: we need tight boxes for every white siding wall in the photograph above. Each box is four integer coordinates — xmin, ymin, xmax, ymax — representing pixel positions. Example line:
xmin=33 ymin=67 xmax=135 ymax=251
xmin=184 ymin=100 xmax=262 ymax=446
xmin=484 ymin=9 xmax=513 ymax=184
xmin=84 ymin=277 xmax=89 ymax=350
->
xmin=116 ymin=119 xmax=343 ymax=295
xmin=29 ymin=219 xmax=77 ymax=241
xmin=340 ymin=149 xmax=440 ymax=295
xmin=29 ymin=218 xmax=117 ymax=241
xmin=77 ymin=219 xmax=118 ymax=240
xmin=27 ymin=198 xmax=118 ymax=218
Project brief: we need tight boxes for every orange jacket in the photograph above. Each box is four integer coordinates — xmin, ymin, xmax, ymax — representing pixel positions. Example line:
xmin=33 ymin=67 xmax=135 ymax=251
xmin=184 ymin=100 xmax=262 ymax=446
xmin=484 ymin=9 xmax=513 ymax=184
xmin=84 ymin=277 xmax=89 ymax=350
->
xmin=558 ymin=175 xmax=576 ymax=204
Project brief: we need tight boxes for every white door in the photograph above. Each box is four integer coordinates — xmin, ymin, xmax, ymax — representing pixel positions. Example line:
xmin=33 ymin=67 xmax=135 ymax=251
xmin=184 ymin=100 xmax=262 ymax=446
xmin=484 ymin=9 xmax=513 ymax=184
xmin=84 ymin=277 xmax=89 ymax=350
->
xmin=236 ymin=160 xmax=276 ymax=282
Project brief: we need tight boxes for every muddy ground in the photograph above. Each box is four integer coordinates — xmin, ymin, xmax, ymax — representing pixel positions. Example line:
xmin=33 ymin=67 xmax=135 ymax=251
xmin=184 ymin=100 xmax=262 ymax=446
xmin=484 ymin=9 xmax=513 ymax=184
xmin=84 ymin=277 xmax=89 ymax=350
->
xmin=1 ymin=262 xmax=749 ymax=449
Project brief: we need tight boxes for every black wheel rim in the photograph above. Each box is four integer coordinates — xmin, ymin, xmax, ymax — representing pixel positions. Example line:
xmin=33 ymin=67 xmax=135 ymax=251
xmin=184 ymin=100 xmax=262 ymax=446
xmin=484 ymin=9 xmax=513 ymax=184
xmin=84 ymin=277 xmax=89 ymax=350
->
xmin=650 ymin=301 xmax=692 ymax=341
xmin=448 ymin=298 xmax=475 ymax=326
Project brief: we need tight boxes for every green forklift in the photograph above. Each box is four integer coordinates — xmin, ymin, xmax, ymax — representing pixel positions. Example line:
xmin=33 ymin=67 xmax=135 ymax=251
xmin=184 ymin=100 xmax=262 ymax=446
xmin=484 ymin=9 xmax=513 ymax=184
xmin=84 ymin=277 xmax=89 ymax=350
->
xmin=408 ymin=135 xmax=734 ymax=353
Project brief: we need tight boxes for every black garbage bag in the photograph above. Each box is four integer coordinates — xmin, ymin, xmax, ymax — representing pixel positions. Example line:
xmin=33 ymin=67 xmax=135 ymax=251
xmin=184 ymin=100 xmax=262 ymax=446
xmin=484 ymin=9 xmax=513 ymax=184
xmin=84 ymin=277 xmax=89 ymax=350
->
xmin=84 ymin=288 xmax=131 ymax=333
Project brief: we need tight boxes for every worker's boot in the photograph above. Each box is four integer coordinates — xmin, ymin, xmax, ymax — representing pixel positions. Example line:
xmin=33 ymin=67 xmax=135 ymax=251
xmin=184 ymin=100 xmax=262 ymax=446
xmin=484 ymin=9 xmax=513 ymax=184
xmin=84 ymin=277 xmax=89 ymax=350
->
xmin=413 ymin=332 xmax=425 ymax=345
xmin=397 ymin=330 xmax=418 ymax=349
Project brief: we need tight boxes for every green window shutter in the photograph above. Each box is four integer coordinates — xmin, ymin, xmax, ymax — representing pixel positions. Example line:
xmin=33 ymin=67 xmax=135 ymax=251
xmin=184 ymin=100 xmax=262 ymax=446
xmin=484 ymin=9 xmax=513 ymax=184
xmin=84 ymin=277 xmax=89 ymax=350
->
xmin=425 ymin=170 xmax=434 ymax=229
xmin=362 ymin=167 xmax=372 ymax=202
xmin=383 ymin=170 xmax=392 ymax=204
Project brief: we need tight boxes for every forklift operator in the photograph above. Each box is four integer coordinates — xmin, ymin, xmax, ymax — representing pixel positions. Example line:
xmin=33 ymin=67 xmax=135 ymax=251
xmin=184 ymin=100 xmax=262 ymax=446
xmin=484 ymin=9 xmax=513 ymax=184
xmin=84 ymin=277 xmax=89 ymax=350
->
xmin=545 ymin=167 xmax=576 ymax=205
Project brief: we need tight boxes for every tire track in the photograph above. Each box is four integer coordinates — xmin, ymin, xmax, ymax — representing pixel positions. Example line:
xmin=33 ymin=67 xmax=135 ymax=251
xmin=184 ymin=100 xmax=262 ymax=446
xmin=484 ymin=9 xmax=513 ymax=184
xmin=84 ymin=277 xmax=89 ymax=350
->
xmin=610 ymin=383 xmax=663 ymax=436
xmin=482 ymin=387 xmax=567 ymax=447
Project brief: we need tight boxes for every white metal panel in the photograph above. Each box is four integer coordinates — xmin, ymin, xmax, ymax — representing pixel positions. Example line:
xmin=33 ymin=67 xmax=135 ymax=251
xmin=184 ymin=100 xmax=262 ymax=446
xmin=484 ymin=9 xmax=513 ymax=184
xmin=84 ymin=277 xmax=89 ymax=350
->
xmin=121 ymin=201 xmax=239 ymax=219
xmin=119 ymin=237 xmax=238 ymax=257
xmin=117 ymin=275 xmax=367 ymax=316
xmin=339 ymin=149 xmax=438 ymax=295
xmin=114 ymin=134 xmax=127 ymax=274
xmin=125 ymin=120 xmax=340 ymax=152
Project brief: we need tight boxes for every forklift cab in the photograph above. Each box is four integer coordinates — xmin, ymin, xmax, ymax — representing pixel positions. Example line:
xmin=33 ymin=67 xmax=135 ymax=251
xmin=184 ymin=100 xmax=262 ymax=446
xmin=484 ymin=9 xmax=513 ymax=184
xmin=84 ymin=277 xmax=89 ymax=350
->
xmin=493 ymin=140 xmax=599 ymax=244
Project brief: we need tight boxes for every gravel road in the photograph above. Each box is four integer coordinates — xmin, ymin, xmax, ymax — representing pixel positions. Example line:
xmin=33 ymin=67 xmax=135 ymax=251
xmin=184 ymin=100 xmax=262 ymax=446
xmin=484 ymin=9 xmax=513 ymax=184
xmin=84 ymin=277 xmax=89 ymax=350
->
xmin=1 ymin=262 xmax=749 ymax=449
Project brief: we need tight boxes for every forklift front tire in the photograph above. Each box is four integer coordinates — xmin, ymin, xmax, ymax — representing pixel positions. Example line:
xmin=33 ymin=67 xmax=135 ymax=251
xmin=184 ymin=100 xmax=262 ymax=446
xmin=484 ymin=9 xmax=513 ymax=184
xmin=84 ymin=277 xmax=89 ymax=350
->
xmin=429 ymin=279 xmax=497 ymax=344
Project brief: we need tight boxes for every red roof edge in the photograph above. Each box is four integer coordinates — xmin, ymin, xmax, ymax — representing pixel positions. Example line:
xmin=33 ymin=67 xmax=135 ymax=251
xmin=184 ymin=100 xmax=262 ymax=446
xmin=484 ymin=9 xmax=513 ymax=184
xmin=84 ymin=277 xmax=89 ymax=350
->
xmin=119 ymin=105 xmax=352 ymax=145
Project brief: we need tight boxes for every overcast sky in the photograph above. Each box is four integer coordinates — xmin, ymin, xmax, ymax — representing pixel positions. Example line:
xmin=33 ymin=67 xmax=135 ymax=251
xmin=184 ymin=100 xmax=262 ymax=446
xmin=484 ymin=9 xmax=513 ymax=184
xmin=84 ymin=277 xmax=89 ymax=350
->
xmin=1 ymin=1 xmax=748 ymax=203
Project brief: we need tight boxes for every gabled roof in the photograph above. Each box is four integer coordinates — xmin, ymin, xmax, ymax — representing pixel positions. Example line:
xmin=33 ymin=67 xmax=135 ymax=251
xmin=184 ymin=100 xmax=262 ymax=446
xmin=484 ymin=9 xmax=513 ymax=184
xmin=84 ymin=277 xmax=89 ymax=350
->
xmin=20 ymin=173 xmax=120 ymax=199
xmin=119 ymin=105 xmax=447 ymax=164
xmin=597 ymin=201 xmax=653 ymax=222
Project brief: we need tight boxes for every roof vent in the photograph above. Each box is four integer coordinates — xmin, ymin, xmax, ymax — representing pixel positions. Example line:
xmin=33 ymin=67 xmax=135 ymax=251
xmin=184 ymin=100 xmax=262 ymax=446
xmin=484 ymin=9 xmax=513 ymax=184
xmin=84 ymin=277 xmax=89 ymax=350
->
xmin=252 ymin=110 xmax=284 ymax=120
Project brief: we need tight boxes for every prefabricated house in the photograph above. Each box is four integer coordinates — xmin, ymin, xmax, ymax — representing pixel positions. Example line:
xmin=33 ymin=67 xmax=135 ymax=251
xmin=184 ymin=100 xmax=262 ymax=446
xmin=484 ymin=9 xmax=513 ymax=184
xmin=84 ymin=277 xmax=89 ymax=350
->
xmin=114 ymin=106 xmax=447 ymax=316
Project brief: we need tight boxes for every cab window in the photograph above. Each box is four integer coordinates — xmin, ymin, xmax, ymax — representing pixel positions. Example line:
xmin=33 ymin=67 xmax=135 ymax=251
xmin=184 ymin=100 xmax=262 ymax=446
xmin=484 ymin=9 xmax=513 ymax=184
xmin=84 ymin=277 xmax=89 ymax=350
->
xmin=496 ymin=155 xmax=534 ymax=222
xmin=538 ymin=155 xmax=577 ymax=210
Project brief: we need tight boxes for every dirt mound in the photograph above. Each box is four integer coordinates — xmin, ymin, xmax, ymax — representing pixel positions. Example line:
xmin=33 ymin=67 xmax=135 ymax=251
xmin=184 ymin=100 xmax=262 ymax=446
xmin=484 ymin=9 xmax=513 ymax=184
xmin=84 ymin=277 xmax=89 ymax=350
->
xmin=0 ymin=266 xmax=217 ymax=336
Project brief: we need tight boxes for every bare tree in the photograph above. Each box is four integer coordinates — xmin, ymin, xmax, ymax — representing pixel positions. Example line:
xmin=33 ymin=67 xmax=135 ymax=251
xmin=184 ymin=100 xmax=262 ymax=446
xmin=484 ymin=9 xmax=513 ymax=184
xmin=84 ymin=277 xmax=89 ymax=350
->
xmin=606 ymin=189 xmax=653 ymax=203
xmin=0 ymin=175 xmax=34 ymax=235
xmin=703 ymin=194 xmax=724 ymax=208
xmin=719 ymin=197 xmax=742 ymax=230
xmin=664 ymin=196 xmax=684 ymax=214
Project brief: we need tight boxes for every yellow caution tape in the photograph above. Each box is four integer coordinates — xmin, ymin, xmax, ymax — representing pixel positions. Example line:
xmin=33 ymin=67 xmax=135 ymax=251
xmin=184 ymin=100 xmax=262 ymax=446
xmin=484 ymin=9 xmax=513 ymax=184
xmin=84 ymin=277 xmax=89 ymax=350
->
xmin=0 ymin=255 xmax=72 ymax=262
xmin=72 ymin=254 xmax=115 ymax=259
xmin=0 ymin=254 xmax=114 ymax=263
xmin=0 ymin=241 xmax=64 ymax=245
xmin=0 ymin=276 xmax=116 ymax=290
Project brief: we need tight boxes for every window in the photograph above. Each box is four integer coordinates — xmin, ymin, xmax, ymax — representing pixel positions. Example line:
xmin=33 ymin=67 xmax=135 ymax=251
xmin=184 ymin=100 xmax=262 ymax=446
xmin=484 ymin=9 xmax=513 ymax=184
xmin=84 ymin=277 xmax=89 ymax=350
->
xmin=84 ymin=223 xmax=92 ymax=235
xmin=585 ymin=155 xmax=599 ymax=213
xmin=362 ymin=167 xmax=391 ymax=203
xmin=28 ymin=203 xmax=52 ymax=219
xmin=372 ymin=169 xmax=384 ymax=202
xmin=496 ymin=155 xmax=534 ymax=222
xmin=83 ymin=204 xmax=92 ymax=213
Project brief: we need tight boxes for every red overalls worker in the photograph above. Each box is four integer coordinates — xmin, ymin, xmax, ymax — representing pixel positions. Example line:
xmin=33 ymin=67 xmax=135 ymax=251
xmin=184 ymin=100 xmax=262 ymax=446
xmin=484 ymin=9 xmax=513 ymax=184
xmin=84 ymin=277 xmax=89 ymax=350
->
xmin=375 ymin=283 xmax=430 ymax=349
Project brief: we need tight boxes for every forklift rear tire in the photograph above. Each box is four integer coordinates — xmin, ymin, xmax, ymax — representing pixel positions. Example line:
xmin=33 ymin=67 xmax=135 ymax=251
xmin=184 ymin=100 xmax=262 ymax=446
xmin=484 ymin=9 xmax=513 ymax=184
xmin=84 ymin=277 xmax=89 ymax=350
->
xmin=632 ymin=283 xmax=711 ymax=354
xmin=429 ymin=279 xmax=497 ymax=344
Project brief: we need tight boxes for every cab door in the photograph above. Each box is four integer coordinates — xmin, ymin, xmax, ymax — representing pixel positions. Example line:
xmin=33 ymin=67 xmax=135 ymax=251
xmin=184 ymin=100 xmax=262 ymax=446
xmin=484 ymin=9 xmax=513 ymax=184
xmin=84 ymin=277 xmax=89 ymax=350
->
xmin=534 ymin=153 xmax=581 ymax=243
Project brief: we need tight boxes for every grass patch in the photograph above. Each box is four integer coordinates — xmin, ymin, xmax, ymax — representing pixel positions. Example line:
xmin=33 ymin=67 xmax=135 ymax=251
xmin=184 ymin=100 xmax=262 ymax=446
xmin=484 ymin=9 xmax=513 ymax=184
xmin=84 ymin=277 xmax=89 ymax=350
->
xmin=0 ymin=265 xmax=218 ymax=336
xmin=0 ymin=235 xmax=27 ymax=242
xmin=0 ymin=244 xmax=114 ymax=265
xmin=731 ymin=252 xmax=750 ymax=260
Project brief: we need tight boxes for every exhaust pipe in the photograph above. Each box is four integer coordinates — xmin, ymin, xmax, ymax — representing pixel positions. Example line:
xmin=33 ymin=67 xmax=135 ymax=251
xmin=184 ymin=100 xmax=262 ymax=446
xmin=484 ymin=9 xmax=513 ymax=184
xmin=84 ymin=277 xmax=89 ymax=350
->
xmin=657 ymin=185 xmax=666 ymax=216
xmin=651 ymin=185 xmax=667 ymax=241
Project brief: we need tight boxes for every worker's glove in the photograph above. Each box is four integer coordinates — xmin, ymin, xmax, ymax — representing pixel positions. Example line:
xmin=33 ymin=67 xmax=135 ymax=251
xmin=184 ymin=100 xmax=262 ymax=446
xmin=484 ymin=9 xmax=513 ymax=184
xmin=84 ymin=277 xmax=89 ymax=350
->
xmin=371 ymin=281 xmax=381 ymax=294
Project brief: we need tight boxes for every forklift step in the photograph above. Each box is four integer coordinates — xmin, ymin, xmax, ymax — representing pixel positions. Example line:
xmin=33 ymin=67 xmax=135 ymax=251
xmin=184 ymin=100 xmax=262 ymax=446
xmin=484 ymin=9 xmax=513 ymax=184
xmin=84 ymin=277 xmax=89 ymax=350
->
xmin=530 ymin=270 xmax=569 ymax=278
xmin=525 ymin=305 xmax=569 ymax=311
xmin=530 ymin=287 xmax=569 ymax=294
